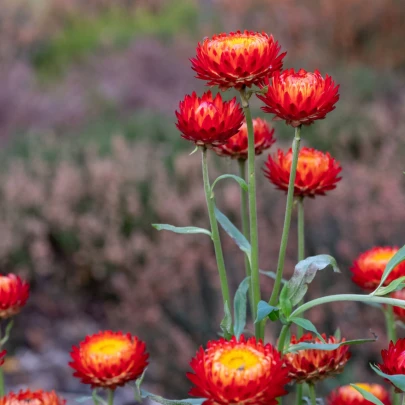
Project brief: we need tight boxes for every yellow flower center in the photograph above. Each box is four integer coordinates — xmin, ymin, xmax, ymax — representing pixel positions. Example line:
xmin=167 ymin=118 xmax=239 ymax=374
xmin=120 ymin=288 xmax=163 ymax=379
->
xmin=217 ymin=36 xmax=256 ymax=50
xmin=218 ymin=348 xmax=261 ymax=370
xmin=369 ymin=251 xmax=395 ymax=264
xmin=88 ymin=337 xmax=130 ymax=356
xmin=353 ymin=383 xmax=373 ymax=393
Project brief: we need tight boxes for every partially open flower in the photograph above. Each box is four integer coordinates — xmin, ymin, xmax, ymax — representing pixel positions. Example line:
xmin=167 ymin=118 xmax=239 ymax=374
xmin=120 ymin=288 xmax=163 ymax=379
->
xmin=285 ymin=333 xmax=351 ymax=383
xmin=391 ymin=289 xmax=405 ymax=320
xmin=69 ymin=330 xmax=149 ymax=389
xmin=378 ymin=339 xmax=405 ymax=392
xmin=327 ymin=383 xmax=391 ymax=405
xmin=191 ymin=31 xmax=285 ymax=90
xmin=257 ymin=68 xmax=339 ymax=127
xmin=176 ymin=91 xmax=244 ymax=147
xmin=0 ymin=390 xmax=66 ymax=405
xmin=213 ymin=118 xmax=275 ymax=160
xmin=187 ymin=335 xmax=290 ymax=405
xmin=0 ymin=274 xmax=30 ymax=319
xmin=264 ymin=147 xmax=342 ymax=198
xmin=351 ymin=247 xmax=405 ymax=291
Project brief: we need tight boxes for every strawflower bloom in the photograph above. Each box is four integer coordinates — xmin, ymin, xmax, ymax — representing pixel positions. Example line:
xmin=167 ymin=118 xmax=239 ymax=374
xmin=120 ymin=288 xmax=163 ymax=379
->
xmin=378 ymin=339 xmax=405 ymax=392
xmin=214 ymin=118 xmax=275 ymax=160
xmin=327 ymin=383 xmax=391 ymax=405
xmin=0 ymin=273 xmax=30 ymax=319
xmin=285 ymin=333 xmax=351 ymax=383
xmin=0 ymin=349 xmax=6 ymax=366
xmin=191 ymin=30 xmax=285 ymax=90
xmin=257 ymin=68 xmax=339 ymax=127
xmin=0 ymin=390 xmax=66 ymax=405
xmin=69 ymin=330 xmax=149 ymax=389
xmin=351 ymin=247 xmax=405 ymax=290
xmin=391 ymin=289 xmax=405 ymax=320
xmin=176 ymin=91 xmax=244 ymax=147
xmin=187 ymin=335 xmax=290 ymax=405
xmin=264 ymin=147 xmax=342 ymax=198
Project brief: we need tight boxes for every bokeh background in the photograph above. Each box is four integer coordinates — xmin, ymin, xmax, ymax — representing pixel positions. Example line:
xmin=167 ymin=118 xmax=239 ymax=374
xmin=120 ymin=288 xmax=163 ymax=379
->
xmin=2 ymin=0 xmax=405 ymax=402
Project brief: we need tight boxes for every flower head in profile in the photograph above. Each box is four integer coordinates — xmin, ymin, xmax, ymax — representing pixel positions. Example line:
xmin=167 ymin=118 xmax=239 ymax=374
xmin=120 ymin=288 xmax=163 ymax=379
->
xmin=0 ymin=274 xmax=30 ymax=319
xmin=191 ymin=31 xmax=285 ymax=90
xmin=351 ymin=247 xmax=405 ymax=291
xmin=258 ymin=68 xmax=339 ymax=127
xmin=214 ymin=118 xmax=275 ymax=160
xmin=176 ymin=91 xmax=244 ymax=147
xmin=264 ymin=147 xmax=342 ymax=198
xmin=0 ymin=390 xmax=66 ymax=405
xmin=377 ymin=339 xmax=405 ymax=392
xmin=187 ymin=335 xmax=290 ymax=405
xmin=285 ymin=333 xmax=351 ymax=383
xmin=327 ymin=383 xmax=391 ymax=405
xmin=69 ymin=330 xmax=148 ymax=389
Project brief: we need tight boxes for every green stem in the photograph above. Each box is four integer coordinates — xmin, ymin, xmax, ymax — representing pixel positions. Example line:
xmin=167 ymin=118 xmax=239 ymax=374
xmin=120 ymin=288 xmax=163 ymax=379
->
xmin=291 ymin=294 xmax=405 ymax=318
xmin=269 ymin=126 xmax=301 ymax=307
xmin=277 ymin=324 xmax=291 ymax=353
xmin=308 ymin=383 xmax=317 ymax=405
xmin=239 ymin=88 xmax=262 ymax=339
xmin=0 ymin=367 xmax=4 ymax=397
xmin=201 ymin=148 xmax=232 ymax=320
xmin=296 ymin=197 xmax=305 ymax=338
xmin=401 ymin=393 xmax=405 ymax=405
xmin=384 ymin=305 xmax=397 ymax=343
xmin=238 ymin=159 xmax=254 ymax=318
xmin=296 ymin=384 xmax=303 ymax=405
xmin=107 ymin=389 xmax=114 ymax=405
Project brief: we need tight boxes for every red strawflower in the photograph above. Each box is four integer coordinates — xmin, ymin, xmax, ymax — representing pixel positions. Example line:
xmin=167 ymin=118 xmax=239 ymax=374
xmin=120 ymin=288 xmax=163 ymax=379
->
xmin=0 ymin=274 xmax=30 ymax=319
xmin=187 ymin=335 xmax=290 ymax=405
xmin=391 ymin=290 xmax=405 ymax=320
xmin=285 ymin=333 xmax=351 ymax=383
xmin=69 ymin=330 xmax=148 ymax=389
xmin=257 ymin=68 xmax=339 ymax=127
xmin=0 ymin=350 xmax=6 ymax=366
xmin=214 ymin=118 xmax=275 ymax=160
xmin=191 ymin=31 xmax=285 ymax=90
xmin=327 ymin=383 xmax=391 ymax=405
xmin=264 ymin=147 xmax=342 ymax=198
xmin=0 ymin=390 xmax=66 ymax=405
xmin=176 ymin=91 xmax=244 ymax=147
xmin=351 ymin=247 xmax=405 ymax=291
xmin=378 ymin=339 xmax=405 ymax=392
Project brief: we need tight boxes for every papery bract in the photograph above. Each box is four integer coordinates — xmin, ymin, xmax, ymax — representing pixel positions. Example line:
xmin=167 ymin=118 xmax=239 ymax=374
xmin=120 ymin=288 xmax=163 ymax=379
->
xmin=391 ymin=289 xmax=405 ymax=320
xmin=191 ymin=31 xmax=285 ymax=90
xmin=258 ymin=68 xmax=339 ymax=127
xmin=327 ymin=383 xmax=391 ymax=405
xmin=69 ymin=330 xmax=149 ymax=389
xmin=187 ymin=335 xmax=290 ymax=405
xmin=285 ymin=333 xmax=351 ymax=383
xmin=378 ymin=339 xmax=405 ymax=392
xmin=0 ymin=273 xmax=30 ymax=319
xmin=0 ymin=390 xmax=66 ymax=405
xmin=176 ymin=91 xmax=244 ymax=147
xmin=264 ymin=147 xmax=342 ymax=197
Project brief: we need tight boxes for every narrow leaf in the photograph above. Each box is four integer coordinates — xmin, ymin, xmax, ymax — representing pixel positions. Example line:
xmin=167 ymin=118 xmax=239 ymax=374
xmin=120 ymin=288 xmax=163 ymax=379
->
xmin=373 ymin=276 xmax=405 ymax=296
xmin=286 ymin=338 xmax=376 ymax=353
xmin=142 ymin=390 xmax=205 ymax=405
xmin=220 ymin=301 xmax=233 ymax=340
xmin=153 ymin=224 xmax=211 ymax=237
xmin=285 ymin=255 xmax=340 ymax=306
xmin=279 ymin=285 xmax=292 ymax=318
xmin=350 ymin=384 xmax=385 ymax=405
xmin=215 ymin=207 xmax=251 ymax=261
xmin=189 ymin=146 xmax=199 ymax=155
xmin=255 ymin=301 xmax=279 ymax=323
xmin=372 ymin=245 xmax=405 ymax=294
xmin=289 ymin=317 xmax=326 ymax=343
xmin=134 ymin=369 xmax=147 ymax=402
xmin=334 ymin=328 xmax=341 ymax=340
xmin=370 ymin=364 xmax=405 ymax=392
xmin=234 ymin=277 xmax=251 ymax=339
xmin=259 ymin=270 xmax=287 ymax=284
xmin=211 ymin=174 xmax=248 ymax=197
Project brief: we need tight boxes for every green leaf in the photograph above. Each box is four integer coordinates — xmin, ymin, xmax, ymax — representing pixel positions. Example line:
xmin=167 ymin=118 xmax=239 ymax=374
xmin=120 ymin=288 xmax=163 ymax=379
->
xmin=134 ymin=369 xmax=147 ymax=403
xmin=289 ymin=317 xmax=326 ymax=343
xmin=334 ymin=328 xmax=341 ymax=340
xmin=286 ymin=338 xmax=376 ymax=353
xmin=0 ymin=319 xmax=13 ymax=346
xmin=211 ymin=174 xmax=248 ymax=197
xmin=215 ymin=207 xmax=251 ymax=261
xmin=234 ymin=277 xmax=250 ymax=339
xmin=279 ymin=284 xmax=293 ymax=318
xmin=189 ymin=146 xmax=199 ymax=155
xmin=255 ymin=301 xmax=279 ymax=323
xmin=259 ymin=270 xmax=287 ymax=284
xmin=372 ymin=245 xmax=405 ymax=295
xmin=373 ymin=276 xmax=405 ymax=296
xmin=152 ymin=224 xmax=211 ymax=237
xmin=370 ymin=363 xmax=405 ymax=392
xmin=350 ymin=384 xmax=385 ymax=405
xmin=220 ymin=301 xmax=233 ymax=340
xmin=141 ymin=390 xmax=205 ymax=405
xmin=284 ymin=255 xmax=340 ymax=307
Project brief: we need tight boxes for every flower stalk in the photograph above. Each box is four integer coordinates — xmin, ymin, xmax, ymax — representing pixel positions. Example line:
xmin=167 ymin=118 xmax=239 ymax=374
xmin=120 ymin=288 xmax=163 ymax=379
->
xmin=107 ymin=389 xmax=114 ymax=405
xmin=308 ymin=383 xmax=317 ymax=405
xmin=239 ymin=88 xmax=262 ymax=339
xmin=269 ymin=125 xmax=301 ymax=307
xmin=201 ymin=147 xmax=232 ymax=319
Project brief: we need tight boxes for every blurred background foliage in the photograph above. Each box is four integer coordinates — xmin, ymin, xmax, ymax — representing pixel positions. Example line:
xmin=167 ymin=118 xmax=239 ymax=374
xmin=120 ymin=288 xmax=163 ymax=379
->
xmin=1 ymin=0 xmax=405 ymax=400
